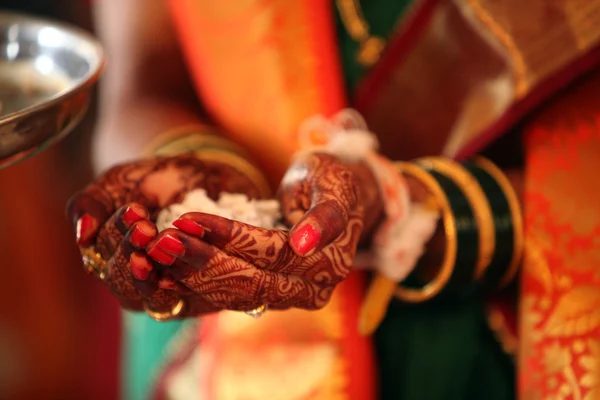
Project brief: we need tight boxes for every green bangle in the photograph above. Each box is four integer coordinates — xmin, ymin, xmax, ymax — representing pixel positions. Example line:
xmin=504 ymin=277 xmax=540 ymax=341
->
xmin=470 ymin=157 xmax=523 ymax=288
xmin=461 ymin=160 xmax=514 ymax=288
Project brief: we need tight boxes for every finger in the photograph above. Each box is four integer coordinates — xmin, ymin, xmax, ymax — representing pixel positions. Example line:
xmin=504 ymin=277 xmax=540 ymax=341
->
xmin=96 ymin=203 xmax=150 ymax=256
xmin=161 ymin=234 xmax=333 ymax=311
xmin=67 ymin=188 xmax=113 ymax=247
xmin=173 ymin=214 xmax=300 ymax=273
xmin=173 ymin=213 xmax=358 ymax=285
xmin=147 ymin=228 xmax=336 ymax=310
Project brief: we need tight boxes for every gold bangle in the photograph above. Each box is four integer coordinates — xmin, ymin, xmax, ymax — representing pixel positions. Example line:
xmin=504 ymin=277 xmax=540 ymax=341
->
xmin=144 ymin=298 xmax=186 ymax=322
xmin=144 ymin=124 xmax=246 ymax=157
xmin=144 ymin=125 xmax=272 ymax=198
xmin=417 ymin=157 xmax=496 ymax=281
xmin=393 ymin=162 xmax=457 ymax=302
xmin=472 ymin=157 xmax=523 ymax=287
xmin=193 ymin=149 xmax=272 ymax=199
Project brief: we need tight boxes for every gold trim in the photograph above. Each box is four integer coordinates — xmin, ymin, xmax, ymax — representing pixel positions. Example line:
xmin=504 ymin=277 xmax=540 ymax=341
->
xmin=418 ymin=157 xmax=496 ymax=281
xmin=393 ymin=162 xmax=457 ymax=302
xmin=472 ymin=156 xmax=523 ymax=288
xmin=144 ymin=298 xmax=186 ymax=322
xmin=466 ymin=0 xmax=528 ymax=97
xmin=194 ymin=149 xmax=272 ymax=199
xmin=336 ymin=0 xmax=387 ymax=67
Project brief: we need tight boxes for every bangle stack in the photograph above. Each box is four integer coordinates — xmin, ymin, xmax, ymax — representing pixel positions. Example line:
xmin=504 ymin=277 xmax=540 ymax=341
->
xmin=146 ymin=124 xmax=272 ymax=198
xmin=394 ymin=156 xmax=523 ymax=302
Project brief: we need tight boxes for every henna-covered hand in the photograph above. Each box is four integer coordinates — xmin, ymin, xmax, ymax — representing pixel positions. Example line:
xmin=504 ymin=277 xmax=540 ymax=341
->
xmin=144 ymin=210 xmax=363 ymax=312
xmin=144 ymin=153 xmax=380 ymax=314
xmin=67 ymin=155 xmax=261 ymax=310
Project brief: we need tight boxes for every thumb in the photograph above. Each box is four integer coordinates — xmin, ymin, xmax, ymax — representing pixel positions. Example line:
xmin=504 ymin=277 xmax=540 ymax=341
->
xmin=288 ymin=199 xmax=350 ymax=257
xmin=66 ymin=187 xmax=114 ymax=247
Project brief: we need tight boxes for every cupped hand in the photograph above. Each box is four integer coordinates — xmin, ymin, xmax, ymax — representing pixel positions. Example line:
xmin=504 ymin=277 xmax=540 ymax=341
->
xmin=145 ymin=152 xmax=373 ymax=313
xmin=145 ymin=210 xmax=363 ymax=312
xmin=67 ymin=155 xmax=262 ymax=310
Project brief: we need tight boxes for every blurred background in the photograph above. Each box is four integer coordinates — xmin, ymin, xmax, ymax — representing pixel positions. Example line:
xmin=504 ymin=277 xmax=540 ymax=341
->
xmin=0 ymin=1 xmax=120 ymax=398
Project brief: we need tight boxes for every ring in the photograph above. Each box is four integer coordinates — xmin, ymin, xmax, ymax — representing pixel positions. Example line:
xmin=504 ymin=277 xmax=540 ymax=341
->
xmin=245 ymin=304 xmax=268 ymax=319
xmin=144 ymin=298 xmax=186 ymax=322
xmin=80 ymin=247 xmax=107 ymax=281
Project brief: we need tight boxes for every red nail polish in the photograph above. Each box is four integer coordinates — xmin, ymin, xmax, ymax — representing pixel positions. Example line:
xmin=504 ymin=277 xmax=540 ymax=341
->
xmin=290 ymin=224 xmax=321 ymax=256
xmin=123 ymin=205 xmax=145 ymax=226
xmin=158 ymin=279 xmax=177 ymax=290
xmin=148 ymin=246 xmax=176 ymax=265
xmin=173 ymin=218 xmax=205 ymax=237
xmin=130 ymin=225 xmax=154 ymax=248
xmin=76 ymin=214 xmax=97 ymax=246
xmin=130 ymin=253 xmax=152 ymax=280
xmin=156 ymin=235 xmax=185 ymax=255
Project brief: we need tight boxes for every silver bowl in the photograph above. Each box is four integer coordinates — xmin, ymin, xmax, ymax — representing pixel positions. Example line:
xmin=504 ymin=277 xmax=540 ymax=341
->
xmin=0 ymin=11 xmax=104 ymax=169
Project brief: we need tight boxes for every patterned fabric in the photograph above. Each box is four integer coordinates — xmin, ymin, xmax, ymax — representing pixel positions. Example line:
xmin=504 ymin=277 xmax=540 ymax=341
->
xmin=519 ymin=70 xmax=600 ymax=400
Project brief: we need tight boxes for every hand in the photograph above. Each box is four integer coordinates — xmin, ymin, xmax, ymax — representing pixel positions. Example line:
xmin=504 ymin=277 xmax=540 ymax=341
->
xmin=279 ymin=152 xmax=381 ymax=255
xmin=145 ymin=153 xmax=377 ymax=313
xmin=67 ymin=155 xmax=262 ymax=311
xmin=145 ymin=210 xmax=363 ymax=312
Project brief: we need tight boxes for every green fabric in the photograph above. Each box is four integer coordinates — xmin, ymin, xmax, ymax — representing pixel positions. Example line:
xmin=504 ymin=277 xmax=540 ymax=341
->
xmin=122 ymin=312 xmax=185 ymax=400
xmin=375 ymin=299 xmax=514 ymax=400
xmin=335 ymin=0 xmax=413 ymax=94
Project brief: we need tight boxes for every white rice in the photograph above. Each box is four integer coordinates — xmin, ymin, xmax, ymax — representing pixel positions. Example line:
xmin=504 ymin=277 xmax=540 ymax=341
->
xmin=156 ymin=189 xmax=286 ymax=231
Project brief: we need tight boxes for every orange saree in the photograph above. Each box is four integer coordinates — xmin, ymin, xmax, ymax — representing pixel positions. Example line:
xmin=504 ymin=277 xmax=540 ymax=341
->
xmin=149 ymin=0 xmax=600 ymax=398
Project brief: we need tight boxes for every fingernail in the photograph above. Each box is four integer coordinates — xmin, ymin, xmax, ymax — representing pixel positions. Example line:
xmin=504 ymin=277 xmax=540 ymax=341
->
xmin=158 ymin=278 xmax=177 ymax=290
xmin=148 ymin=246 xmax=176 ymax=265
xmin=173 ymin=218 xmax=205 ymax=237
xmin=76 ymin=213 xmax=97 ymax=246
xmin=130 ymin=252 xmax=152 ymax=280
xmin=123 ymin=205 xmax=146 ymax=226
xmin=130 ymin=224 xmax=154 ymax=248
xmin=155 ymin=235 xmax=185 ymax=256
xmin=290 ymin=224 xmax=321 ymax=256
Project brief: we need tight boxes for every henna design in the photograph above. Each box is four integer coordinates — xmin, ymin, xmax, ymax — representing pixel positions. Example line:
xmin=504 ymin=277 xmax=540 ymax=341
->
xmin=148 ymin=208 xmax=363 ymax=311
xmin=140 ymin=153 xmax=377 ymax=314
xmin=279 ymin=153 xmax=382 ymax=254
xmin=67 ymin=154 xmax=262 ymax=312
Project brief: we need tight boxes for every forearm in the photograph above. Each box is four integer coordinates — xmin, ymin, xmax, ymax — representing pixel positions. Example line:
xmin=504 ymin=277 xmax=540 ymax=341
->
xmin=92 ymin=98 xmax=203 ymax=172
xmin=92 ymin=0 xmax=209 ymax=172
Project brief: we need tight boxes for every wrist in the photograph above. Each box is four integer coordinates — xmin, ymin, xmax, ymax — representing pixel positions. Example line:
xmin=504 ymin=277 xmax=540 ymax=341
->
xmin=347 ymin=161 xmax=385 ymax=241
xmin=146 ymin=125 xmax=272 ymax=199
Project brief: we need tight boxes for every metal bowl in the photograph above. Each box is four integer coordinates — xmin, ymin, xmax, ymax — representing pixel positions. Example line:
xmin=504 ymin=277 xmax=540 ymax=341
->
xmin=0 ymin=11 xmax=104 ymax=169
